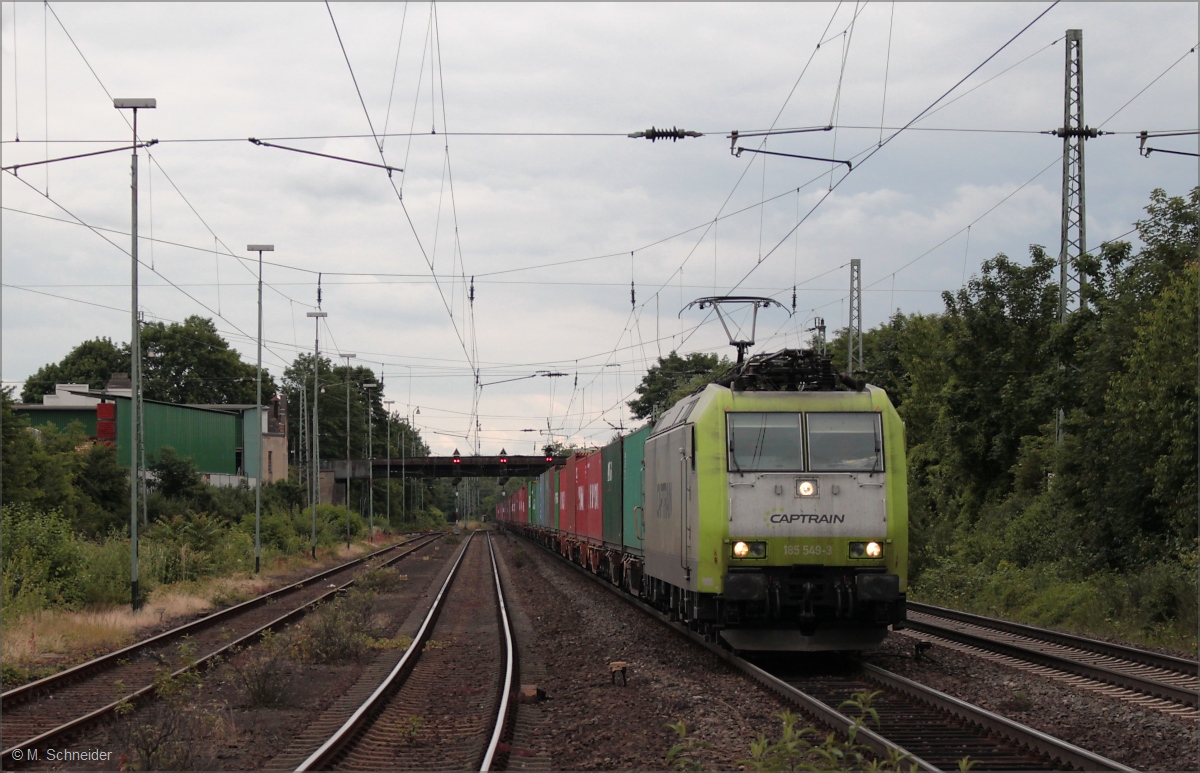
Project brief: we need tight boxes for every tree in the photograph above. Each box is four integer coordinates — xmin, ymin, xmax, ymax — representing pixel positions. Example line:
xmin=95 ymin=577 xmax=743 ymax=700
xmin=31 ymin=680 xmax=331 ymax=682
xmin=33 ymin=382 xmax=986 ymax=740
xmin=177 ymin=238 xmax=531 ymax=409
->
xmin=20 ymin=317 xmax=274 ymax=406
xmin=141 ymin=316 xmax=273 ymax=404
xmin=21 ymin=338 xmax=126 ymax=403
xmin=627 ymin=351 xmax=732 ymax=420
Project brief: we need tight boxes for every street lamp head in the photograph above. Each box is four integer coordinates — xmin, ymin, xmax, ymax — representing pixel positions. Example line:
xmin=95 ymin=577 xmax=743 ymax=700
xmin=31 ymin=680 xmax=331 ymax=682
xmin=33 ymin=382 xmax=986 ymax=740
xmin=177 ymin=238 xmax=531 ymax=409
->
xmin=306 ymin=311 xmax=328 ymax=318
xmin=341 ymin=353 xmax=357 ymax=359
xmin=114 ymin=98 xmax=156 ymax=109
xmin=363 ymin=382 xmax=378 ymax=389
xmin=247 ymin=244 xmax=274 ymax=252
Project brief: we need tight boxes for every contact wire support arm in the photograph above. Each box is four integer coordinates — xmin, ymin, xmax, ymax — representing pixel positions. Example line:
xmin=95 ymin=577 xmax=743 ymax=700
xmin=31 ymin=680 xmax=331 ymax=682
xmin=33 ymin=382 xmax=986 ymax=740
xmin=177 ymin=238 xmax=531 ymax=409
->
xmin=248 ymin=138 xmax=403 ymax=175
xmin=2 ymin=140 xmax=158 ymax=174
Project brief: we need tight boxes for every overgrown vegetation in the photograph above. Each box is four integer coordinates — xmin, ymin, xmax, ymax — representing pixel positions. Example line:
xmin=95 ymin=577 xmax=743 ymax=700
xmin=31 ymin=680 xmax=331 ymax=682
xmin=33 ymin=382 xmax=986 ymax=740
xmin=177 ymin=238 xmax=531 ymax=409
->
xmin=289 ymin=588 xmax=378 ymax=663
xmin=667 ymin=691 xmax=936 ymax=771
xmin=111 ymin=642 xmax=230 ymax=771
xmin=227 ymin=629 xmax=293 ymax=708
xmin=822 ymin=187 xmax=1198 ymax=649
xmin=2 ymin=384 xmax=448 ymax=630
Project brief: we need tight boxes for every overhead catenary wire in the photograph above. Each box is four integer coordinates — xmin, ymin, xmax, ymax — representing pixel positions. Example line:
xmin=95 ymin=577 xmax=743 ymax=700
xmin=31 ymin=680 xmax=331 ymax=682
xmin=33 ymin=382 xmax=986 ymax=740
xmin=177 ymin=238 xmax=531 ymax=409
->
xmin=723 ymin=1 xmax=1061 ymax=299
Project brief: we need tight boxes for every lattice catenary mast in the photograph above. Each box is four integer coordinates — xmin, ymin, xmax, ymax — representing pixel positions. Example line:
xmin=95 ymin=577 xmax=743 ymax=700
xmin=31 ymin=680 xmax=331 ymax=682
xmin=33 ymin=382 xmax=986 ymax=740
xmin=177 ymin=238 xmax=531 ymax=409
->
xmin=1054 ymin=29 xmax=1099 ymax=442
xmin=848 ymin=259 xmax=863 ymax=374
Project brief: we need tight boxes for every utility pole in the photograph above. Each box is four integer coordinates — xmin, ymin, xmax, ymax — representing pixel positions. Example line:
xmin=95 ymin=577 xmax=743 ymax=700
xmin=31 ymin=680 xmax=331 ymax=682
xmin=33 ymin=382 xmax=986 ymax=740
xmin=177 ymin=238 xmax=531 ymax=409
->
xmin=114 ymin=97 xmax=155 ymax=612
xmin=1055 ymin=28 xmax=1098 ymax=442
xmin=848 ymin=259 xmax=863 ymax=373
xmin=363 ymin=381 xmax=378 ymax=540
xmin=306 ymin=307 xmax=327 ymax=558
xmin=341 ymin=354 xmax=357 ymax=547
xmin=248 ymin=245 xmax=273 ymax=573
xmin=384 ymin=399 xmax=394 ymax=532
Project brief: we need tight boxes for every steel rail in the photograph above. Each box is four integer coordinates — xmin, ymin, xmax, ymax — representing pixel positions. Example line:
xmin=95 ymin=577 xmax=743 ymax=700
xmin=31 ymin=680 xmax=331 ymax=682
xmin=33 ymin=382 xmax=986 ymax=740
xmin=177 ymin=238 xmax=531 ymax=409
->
xmin=908 ymin=601 xmax=1198 ymax=675
xmin=482 ymin=533 xmax=517 ymax=772
xmin=294 ymin=531 xmax=483 ymax=771
xmin=904 ymin=616 xmax=1197 ymax=707
xmin=505 ymin=528 xmax=1134 ymax=772
xmin=859 ymin=664 xmax=1137 ymax=772
xmin=1 ymin=533 xmax=443 ymax=766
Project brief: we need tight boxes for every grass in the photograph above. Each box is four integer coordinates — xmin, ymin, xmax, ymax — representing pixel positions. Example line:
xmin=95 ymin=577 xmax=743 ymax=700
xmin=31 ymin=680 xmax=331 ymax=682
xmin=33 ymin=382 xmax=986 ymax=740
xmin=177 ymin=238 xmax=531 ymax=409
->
xmin=1 ymin=535 xmax=405 ymax=685
xmin=912 ymin=558 xmax=1198 ymax=654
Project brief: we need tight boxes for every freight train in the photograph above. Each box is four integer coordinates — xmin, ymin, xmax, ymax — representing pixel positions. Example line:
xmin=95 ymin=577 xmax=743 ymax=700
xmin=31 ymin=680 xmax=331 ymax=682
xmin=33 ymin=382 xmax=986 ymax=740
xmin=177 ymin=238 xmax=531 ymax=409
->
xmin=497 ymin=348 xmax=907 ymax=651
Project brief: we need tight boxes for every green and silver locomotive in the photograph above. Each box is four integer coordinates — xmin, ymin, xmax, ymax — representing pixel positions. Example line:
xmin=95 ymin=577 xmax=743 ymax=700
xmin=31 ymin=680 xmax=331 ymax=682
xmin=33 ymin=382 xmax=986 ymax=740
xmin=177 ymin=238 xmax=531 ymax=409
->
xmin=641 ymin=349 xmax=908 ymax=651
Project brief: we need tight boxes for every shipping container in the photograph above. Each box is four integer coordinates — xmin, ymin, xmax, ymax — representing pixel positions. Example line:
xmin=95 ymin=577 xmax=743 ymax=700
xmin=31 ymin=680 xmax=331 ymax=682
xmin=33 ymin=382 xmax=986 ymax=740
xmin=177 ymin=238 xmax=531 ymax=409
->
xmin=528 ymin=479 xmax=539 ymax=526
xmin=580 ymin=451 xmax=603 ymax=543
xmin=549 ymin=467 xmax=560 ymax=531
xmin=602 ymin=438 xmax=624 ymax=549
xmin=518 ymin=486 xmax=528 ymax=524
xmin=622 ymin=424 xmax=651 ymax=555
xmin=560 ymin=458 xmax=576 ymax=535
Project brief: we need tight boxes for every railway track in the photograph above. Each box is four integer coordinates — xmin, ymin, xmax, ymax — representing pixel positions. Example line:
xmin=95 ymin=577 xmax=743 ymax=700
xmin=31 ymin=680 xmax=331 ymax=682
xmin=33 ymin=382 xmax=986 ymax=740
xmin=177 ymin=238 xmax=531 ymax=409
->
xmin=506 ymin=529 xmax=1134 ymax=772
xmin=903 ymin=602 xmax=1198 ymax=715
xmin=0 ymin=533 xmax=444 ymax=766
xmin=293 ymin=531 xmax=515 ymax=772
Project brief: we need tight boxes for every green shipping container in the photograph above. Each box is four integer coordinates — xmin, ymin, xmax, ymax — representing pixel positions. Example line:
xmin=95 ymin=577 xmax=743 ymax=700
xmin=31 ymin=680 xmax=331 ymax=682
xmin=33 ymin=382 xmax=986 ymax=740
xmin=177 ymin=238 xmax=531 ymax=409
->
xmin=551 ymin=467 xmax=560 ymax=530
xmin=527 ymin=480 xmax=538 ymax=525
xmin=601 ymin=438 xmax=623 ymax=548
xmin=622 ymin=424 xmax=651 ymax=555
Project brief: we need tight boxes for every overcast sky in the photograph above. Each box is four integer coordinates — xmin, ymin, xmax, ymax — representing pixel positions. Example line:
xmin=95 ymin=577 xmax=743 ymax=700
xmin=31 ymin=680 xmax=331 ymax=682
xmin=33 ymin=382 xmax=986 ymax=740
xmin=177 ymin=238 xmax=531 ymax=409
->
xmin=2 ymin=2 xmax=1197 ymax=455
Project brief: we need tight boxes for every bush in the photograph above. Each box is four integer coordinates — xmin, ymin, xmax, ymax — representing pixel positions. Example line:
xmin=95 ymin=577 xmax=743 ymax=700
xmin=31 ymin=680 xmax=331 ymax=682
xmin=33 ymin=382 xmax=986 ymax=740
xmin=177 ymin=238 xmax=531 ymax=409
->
xmin=227 ymin=629 xmax=292 ymax=708
xmin=1 ymin=504 xmax=85 ymax=615
xmin=291 ymin=588 xmax=377 ymax=663
xmin=111 ymin=646 xmax=227 ymax=771
xmin=355 ymin=565 xmax=404 ymax=594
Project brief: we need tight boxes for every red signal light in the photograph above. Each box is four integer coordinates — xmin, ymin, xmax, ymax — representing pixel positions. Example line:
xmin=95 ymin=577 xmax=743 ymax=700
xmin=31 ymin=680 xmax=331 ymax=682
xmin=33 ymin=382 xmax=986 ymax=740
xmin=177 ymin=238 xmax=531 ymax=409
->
xmin=545 ymin=456 xmax=554 ymax=463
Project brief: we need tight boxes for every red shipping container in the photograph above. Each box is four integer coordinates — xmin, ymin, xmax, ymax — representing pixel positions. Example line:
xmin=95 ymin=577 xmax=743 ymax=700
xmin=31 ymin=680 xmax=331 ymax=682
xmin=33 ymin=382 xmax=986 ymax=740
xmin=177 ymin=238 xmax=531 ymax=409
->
xmin=579 ymin=451 xmax=603 ymax=543
xmin=518 ymin=488 xmax=528 ymax=523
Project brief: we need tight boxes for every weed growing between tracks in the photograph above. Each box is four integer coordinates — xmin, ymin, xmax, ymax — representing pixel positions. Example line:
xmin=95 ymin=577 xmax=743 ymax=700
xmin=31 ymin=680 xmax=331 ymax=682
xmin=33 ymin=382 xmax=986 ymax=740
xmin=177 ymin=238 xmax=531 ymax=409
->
xmin=111 ymin=641 xmax=232 ymax=771
xmin=227 ymin=629 xmax=293 ymax=708
xmin=290 ymin=588 xmax=378 ymax=663
xmin=668 ymin=691 xmax=972 ymax=772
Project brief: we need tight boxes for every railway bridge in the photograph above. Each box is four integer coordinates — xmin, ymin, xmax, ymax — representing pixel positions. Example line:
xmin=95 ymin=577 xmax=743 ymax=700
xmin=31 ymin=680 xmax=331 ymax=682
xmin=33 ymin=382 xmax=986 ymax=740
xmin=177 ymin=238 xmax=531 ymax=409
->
xmin=330 ymin=452 xmax=566 ymax=484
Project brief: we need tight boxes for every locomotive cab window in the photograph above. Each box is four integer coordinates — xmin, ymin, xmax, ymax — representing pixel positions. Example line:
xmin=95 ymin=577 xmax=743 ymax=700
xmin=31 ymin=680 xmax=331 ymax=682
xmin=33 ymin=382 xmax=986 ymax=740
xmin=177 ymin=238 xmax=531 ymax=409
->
xmin=727 ymin=412 xmax=803 ymax=472
xmin=806 ymin=413 xmax=882 ymax=472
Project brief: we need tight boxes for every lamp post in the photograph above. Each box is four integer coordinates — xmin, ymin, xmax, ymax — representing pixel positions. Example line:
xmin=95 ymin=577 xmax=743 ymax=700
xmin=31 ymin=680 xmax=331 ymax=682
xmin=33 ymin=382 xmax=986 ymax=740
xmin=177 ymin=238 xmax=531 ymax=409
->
xmin=363 ymin=381 xmax=378 ymax=540
xmin=341 ymin=353 xmax=356 ymax=549
xmin=114 ymin=97 xmax=155 ymax=611
xmin=384 ymin=399 xmax=394 ymax=533
xmin=306 ymin=310 xmax=327 ymax=558
xmin=247 ymin=244 xmax=273 ymax=573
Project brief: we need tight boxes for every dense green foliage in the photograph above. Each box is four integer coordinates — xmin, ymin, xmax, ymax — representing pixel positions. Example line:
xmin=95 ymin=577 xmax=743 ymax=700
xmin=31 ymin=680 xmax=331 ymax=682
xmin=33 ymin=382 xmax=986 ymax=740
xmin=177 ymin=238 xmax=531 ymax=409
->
xmin=627 ymin=351 xmax=733 ymax=419
xmin=826 ymin=187 xmax=1197 ymax=645
xmin=20 ymin=316 xmax=273 ymax=405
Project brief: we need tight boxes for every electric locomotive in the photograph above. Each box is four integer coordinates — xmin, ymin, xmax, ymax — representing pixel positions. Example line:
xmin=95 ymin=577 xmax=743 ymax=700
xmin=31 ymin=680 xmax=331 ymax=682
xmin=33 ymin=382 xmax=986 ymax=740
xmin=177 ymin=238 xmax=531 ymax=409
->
xmin=640 ymin=348 xmax=907 ymax=651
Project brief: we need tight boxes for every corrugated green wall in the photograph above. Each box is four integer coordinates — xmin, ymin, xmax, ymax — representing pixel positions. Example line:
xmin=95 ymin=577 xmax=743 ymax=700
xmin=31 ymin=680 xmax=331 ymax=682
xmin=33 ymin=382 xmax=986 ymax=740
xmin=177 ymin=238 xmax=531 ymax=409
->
xmin=21 ymin=409 xmax=98 ymax=437
xmin=112 ymin=398 xmax=241 ymax=475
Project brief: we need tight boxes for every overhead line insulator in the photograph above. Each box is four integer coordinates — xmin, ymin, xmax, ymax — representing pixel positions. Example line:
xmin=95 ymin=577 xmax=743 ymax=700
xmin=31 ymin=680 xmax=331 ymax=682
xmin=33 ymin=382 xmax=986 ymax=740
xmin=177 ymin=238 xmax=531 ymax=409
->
xmin=627 ymin=126 xmax=703 ymax=142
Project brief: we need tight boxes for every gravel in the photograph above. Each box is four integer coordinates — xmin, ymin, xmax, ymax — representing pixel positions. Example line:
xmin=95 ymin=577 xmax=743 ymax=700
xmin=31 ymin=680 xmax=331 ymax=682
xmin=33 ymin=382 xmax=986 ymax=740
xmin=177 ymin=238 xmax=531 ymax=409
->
xmin=494 ymin=533 xmax=802 ymax=771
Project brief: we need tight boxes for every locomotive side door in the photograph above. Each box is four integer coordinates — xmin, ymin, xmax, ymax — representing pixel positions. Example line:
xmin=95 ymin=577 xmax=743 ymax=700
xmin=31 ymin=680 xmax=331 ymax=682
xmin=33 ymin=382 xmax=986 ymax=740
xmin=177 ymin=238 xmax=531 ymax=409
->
xmin=643 ymin=423 xmax=692 ymax=589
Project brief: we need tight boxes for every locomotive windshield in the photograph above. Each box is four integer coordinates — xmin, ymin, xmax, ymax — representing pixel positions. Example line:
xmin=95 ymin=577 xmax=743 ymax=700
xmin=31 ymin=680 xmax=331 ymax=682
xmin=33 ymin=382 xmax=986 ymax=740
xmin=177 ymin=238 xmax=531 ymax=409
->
xmin=807 ymin=413 xmax=882 ymax=472
xmin=727 ymin=413 xmax=803 ymax=472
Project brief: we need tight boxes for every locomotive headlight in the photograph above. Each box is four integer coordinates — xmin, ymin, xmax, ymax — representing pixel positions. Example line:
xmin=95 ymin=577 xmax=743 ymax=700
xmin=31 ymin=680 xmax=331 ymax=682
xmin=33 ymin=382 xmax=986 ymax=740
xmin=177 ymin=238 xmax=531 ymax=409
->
xmin=796 ymin=479 xmax=818 ymax=497
xmin=732 ymin=541 xmax=766 ymax=559
xmin=850 ymin=541 xmax=884 ymax=559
